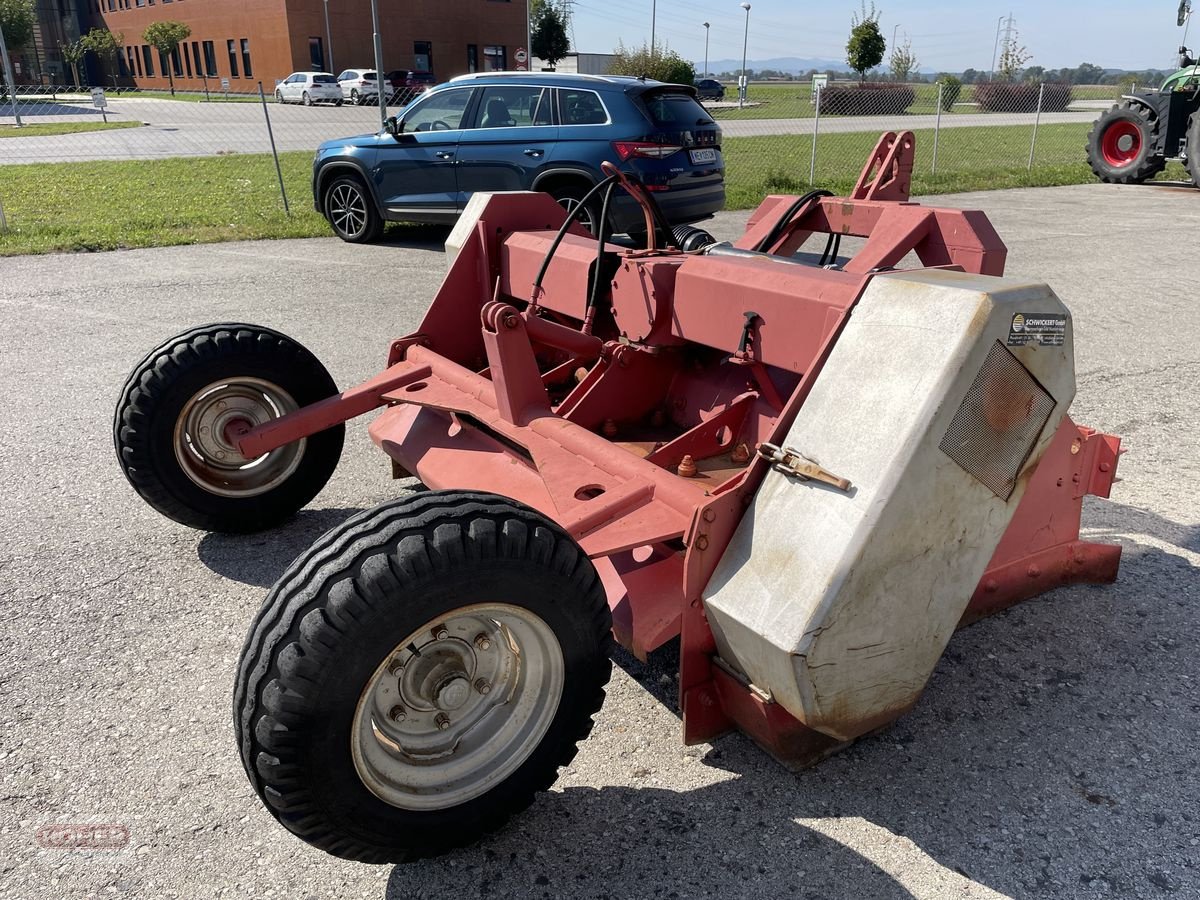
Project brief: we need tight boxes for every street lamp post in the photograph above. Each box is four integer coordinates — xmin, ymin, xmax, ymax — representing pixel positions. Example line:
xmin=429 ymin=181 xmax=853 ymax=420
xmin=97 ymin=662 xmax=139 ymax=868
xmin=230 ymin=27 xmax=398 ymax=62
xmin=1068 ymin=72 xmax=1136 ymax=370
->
xmin=370 ymin=0 xmax=386 ymax=127
xmin=739 ymin=2 xmax=751 ymax=110
xmin=651 ymin=0 xmax=657 ymax=57
xmin=703 ymin=22 xmax=710 ymax=77
xmin=989 ymin=14 xmax=1005 ymax=81
xmin=323 ymin=0 xmax=334 ymax=72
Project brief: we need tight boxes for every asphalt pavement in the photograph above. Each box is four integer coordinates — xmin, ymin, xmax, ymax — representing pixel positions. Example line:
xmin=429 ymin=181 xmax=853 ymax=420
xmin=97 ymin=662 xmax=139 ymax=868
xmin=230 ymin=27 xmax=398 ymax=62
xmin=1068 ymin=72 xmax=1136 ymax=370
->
xmin=1 ymin=183 xmax=1198 ymax=899
xmin=0 ymin=95 xmax=1101 ymax=164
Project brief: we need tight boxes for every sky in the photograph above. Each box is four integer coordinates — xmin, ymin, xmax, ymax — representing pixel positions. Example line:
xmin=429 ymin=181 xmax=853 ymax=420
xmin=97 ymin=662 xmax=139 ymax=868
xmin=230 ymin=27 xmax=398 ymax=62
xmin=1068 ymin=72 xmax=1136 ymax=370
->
xmin=561 ymin=0 xmax=1191 ymax=72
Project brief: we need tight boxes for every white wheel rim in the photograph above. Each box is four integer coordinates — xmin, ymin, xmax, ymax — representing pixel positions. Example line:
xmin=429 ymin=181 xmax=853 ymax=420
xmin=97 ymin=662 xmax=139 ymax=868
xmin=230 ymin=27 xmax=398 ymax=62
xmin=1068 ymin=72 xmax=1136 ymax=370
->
xmin=556 ymin=196 xmax=595 ymax=233
xmin=328 ymin=183 xmax=368 ymax=236
xmin=351 ymin=603 xmax=565 ymax=811
xmin=173 ymin=377 xmax=305 ymax=498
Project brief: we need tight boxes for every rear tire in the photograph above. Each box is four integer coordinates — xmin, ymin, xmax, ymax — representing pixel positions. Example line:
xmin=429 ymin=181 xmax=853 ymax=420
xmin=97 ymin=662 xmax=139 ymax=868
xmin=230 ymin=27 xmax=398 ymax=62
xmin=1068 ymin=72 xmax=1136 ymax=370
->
xmin=350 ymin=89 xmax=359 ymax=105
xmin=1086 ymin=102 xmax=1166 ymax=184
xmin=323 ymin=174 xmax=384 ymax=243
xmin=233 ymin=490 xmax=613 ymax=862
xmin=114 ymin=324 xmax=344 ymax=533
xmin=1186 ymin=113 xmax=1200 ymax=189
xmin=548 ymin=182 xmax=601 ymax=236
xmin=303 ymin=91 xmax=312 ymax=106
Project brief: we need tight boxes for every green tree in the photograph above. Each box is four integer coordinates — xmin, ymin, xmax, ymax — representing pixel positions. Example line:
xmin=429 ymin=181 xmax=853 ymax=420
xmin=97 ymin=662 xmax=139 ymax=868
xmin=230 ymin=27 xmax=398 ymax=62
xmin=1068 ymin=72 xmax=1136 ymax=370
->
xmin=61 ymin=37 xmax=88 ymax=86
xmin=531 ymin=4 xmax=569 ymax=68
xmin=0 ymin=0 xmax=35 ymax=51
xmin=608 ymin=40 xmax=695 ymax=85
xmin=81 ymin=28 xmax=124 ymax=91
xmin=996 ymin=28 xmax=1031 ymax=82
xmin=1023 ymin=64 xmax=1045 ymax=83
xmin=846 ymin=2 xmax=886 ymax=84
xmin=142 ymin=21 xmax=191 ymax=94
xmin=938 ymin=74 xmax=961 ymax=111
xmin=960 ymin=67 xmax=980 ymax=84
xmin=888 ymin=36 xmax=918 ymax=82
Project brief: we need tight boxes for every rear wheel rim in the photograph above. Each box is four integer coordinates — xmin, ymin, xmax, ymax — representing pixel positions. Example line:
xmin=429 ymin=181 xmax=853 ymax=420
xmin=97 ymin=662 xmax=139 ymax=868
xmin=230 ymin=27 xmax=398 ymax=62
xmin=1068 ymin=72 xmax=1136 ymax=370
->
xmin=556 ymin=196 xmax=595 ymax=233
xmin=351 ymin=603 xmax=565 ymax=811
xmin=1101 ymin=120 xmax=1143 ymax=167
xmin=173 ymin=377 xmax=304 ymax=498
xmin=328 ymin=183 xmax=368 ymax=237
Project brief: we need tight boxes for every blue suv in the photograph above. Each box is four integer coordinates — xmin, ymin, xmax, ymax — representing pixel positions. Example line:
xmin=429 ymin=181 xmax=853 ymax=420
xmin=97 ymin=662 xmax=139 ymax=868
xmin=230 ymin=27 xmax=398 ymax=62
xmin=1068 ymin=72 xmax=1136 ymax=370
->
xmin=312 ymin=73 xmax=726 ymax=242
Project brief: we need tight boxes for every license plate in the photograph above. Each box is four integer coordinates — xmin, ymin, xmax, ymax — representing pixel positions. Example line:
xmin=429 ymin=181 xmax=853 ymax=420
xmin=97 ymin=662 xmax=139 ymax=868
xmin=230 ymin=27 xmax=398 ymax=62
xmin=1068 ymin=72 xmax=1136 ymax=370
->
xmin=689 ymin=148 xmax=717 ymax=164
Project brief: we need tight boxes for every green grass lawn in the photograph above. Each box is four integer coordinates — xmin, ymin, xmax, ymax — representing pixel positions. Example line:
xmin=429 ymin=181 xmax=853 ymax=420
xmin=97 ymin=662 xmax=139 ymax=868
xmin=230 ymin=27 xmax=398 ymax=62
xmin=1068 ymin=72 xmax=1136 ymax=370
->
xmin=0 ymin=121 xmax=1188 ymax=256
xmin=129 ymin=89 xmax=263 ymax=103
xmin=0 ymin=121 xmax=143 ymax=139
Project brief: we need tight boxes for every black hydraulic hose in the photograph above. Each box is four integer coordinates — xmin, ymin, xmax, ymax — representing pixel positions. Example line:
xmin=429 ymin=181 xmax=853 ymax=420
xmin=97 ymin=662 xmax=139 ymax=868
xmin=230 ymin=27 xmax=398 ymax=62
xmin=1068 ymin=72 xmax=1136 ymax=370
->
xmin=531 ymin=173 xmax=620 ymax=303
xmin=753 ymin=189 xmax=833 ymax=253
xmin=586 ymin=179 xmax=617 ymax=321
xmin=818 ymin=231 xmax=842 ymax=266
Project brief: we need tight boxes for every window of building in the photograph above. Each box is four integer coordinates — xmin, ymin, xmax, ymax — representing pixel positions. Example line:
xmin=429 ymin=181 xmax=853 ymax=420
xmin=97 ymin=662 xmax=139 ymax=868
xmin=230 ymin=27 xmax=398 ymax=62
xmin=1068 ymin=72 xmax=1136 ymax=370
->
xmin=134 ymin=0 xmax=144 ymax=7
xmin=159 ymin=50 xmax=169 ymax=76
xmin=466 ymin=44 xmax=477 ymax=73
xmin=171 ymin=47 xmax=182 ymax=76
xmin=183 ymin=45 xmax=192 ymax=77
xmin=227 ymin=40 xmax=239 ymax=77
xmin=133 ymin=48 xmax=142 ymax=76
xmin=202 ymin=41 xmax=217 ymax=77
xmin=240 ymin=39 xmax=252 ymax=77
xmin=118 ymin=54 xmax=128 ymax=77
xmin=308 ymin=37 xmax=324 ymax=70
xmin=483 ymin=45 xmax=506 ymax=72
xmin=191 ymin=42 xmax=202 ymax=78
xmin=142 ymin=45 xmax=155 ymax=76
xmin=413 ymin=40 xmax=432 ymax=72
xmin=125 ymin=46 xmax=135 ymax=74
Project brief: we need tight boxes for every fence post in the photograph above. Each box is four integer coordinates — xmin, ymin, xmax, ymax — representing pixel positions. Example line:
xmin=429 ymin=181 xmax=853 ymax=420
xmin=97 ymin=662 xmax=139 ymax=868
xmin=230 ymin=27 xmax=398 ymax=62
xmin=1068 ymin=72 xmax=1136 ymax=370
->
xmin=809 ymin=84 xmax=821 ymax=185
xmin=0 ymin=21 xmax=23 ymax=127
xmin=258 ymin=81 xmax=290 ymax=215
xmin=932 ymin=82 xmax=943 ymax=175
xmin=1027 ymin=82 xmax=1046 ymax=171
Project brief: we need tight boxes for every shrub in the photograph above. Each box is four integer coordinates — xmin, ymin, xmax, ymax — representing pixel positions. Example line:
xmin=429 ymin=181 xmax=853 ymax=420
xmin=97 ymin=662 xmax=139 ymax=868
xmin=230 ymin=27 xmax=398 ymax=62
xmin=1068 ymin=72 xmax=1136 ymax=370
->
xmin=939 ymin=75 xmax=962 ymax=111
xmin=974 ymin=81 xmax=1072 ymax=113
xmin=818 ymin=82 xmax=916 ymax=116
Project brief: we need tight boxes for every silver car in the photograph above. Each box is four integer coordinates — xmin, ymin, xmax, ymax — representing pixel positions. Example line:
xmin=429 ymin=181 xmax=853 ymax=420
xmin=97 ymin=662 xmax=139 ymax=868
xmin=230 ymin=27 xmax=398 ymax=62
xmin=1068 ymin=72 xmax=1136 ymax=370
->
xmin=336 ymin=69 xmax=379 ymax=105
xmin=275 ymin=72 xmax=344 ymax=106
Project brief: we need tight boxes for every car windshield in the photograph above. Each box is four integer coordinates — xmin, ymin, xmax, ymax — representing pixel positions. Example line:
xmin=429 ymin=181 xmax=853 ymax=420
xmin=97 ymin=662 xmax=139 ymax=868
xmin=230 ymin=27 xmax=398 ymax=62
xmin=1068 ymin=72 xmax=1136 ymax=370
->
xmin=641 ymin=91 xmax=712 ymax=126
xmin=313 ymin=75 xmax=336 ymax=84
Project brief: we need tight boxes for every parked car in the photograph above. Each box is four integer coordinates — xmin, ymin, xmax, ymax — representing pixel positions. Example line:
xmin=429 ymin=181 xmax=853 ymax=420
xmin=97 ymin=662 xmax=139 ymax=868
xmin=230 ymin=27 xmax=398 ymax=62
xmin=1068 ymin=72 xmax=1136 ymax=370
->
xmin=336 ymin=69 xmax=379 ymax=105
xmin=385 ymin=70 xmax=438 ymax=105
xmin=693 ymin=79 xmax=725 ymax=101
xmin=311 ymin=73 xmax=725 ymax=243
xmin=276 ymin=72 xmax=344 ymax=106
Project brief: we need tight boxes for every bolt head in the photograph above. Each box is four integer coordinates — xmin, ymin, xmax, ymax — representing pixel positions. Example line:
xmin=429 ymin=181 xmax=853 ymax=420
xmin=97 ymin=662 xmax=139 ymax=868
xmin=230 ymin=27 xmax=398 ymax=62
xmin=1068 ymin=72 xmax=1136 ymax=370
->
xmin=387 ymin=657 xmax=404 ymax=676
xmin=474 ymin=634 xmax=491 ymax=651
xmin=433 ymin=626 xmax=449 ymax=641
xmin=435 ymin=713 xmax=451 ymax=731
xmin=474 ymin=678 xmax=491 ymax=695
xmin=389 ymin=705 xmax=407 ymax=722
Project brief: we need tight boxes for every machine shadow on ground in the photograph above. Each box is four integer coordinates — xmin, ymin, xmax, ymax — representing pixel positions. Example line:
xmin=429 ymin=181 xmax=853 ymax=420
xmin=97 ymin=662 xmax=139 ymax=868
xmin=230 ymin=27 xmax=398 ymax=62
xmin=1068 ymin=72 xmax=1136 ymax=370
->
xmin=380 ymin=531 xmax=1194 ymax=899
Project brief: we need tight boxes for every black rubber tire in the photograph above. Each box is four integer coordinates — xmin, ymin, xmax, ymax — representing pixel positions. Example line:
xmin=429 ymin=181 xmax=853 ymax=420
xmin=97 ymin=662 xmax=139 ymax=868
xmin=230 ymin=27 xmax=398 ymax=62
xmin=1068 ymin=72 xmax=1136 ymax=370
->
xmin=548 ymin=182 xmax=602 ymax=236
xmin=275 ymin=90 xmax=283 ymax=103
xmin=1086 ymin=102 xmax=1166 ymax=184
xmin=114 ymin=323 xmax=344 ymax=533
xmin=350 ymin=89 xmax=360 ymax=105
xmin=1187 ymin=113 xmax=1200 ymax=189
xmin=323 ymin=174 xmax=384 ymax=243
xmin=233 ymin=490 xmax=613 ymax=863
xmin=335 ymin=99 xmax=344 ymax=107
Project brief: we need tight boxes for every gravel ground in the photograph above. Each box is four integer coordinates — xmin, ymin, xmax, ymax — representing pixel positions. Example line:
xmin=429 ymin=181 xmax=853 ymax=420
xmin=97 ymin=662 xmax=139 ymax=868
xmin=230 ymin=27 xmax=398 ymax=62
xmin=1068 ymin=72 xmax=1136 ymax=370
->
xmin=1 ymin=183 xmax=1197 ymax=899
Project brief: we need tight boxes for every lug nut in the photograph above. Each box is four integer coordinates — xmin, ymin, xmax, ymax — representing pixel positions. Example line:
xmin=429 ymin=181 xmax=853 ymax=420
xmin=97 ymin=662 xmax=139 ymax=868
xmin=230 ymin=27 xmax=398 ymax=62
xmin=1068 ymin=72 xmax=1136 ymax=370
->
xmin=387 ymin=657 xmax=404 ymax=676
xmin=474 ymin=678 xmax=492 ymax=695
xmin=433 ymin=625 xmax=449 ymax=641
xmin=389 ymin=705 xmax=407 ymax=722
xmin=435 ymin=713 xmax=451 ymax=731
xmin=474 ymin=634 xmax=492 ymax=651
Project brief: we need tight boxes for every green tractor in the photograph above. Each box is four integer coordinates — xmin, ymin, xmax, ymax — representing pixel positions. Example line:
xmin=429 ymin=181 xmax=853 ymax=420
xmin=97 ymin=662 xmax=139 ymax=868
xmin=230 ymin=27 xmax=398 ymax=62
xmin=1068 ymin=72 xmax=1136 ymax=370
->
xmin=1087 ymin=1 xmax=1200 ymax=186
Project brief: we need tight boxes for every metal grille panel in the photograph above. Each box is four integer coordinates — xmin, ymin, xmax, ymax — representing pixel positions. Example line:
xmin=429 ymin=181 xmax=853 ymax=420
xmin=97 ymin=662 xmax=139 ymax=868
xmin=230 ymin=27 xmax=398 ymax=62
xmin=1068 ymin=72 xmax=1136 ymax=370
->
xmin=939 ymin=341 xmax=1056 ymax=500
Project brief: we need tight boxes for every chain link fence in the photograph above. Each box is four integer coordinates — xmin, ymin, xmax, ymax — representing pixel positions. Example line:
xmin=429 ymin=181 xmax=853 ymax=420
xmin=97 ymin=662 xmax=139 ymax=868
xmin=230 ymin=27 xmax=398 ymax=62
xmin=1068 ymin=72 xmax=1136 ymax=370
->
xmin=0 ymin=79 xmax=1138 ymax=252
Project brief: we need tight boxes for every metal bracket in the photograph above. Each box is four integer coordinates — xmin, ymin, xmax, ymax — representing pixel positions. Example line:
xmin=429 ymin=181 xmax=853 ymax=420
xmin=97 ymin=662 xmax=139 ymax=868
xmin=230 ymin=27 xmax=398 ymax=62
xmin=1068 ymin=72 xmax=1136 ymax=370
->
xmin=758 ymin=442 xmax=852 ymax=492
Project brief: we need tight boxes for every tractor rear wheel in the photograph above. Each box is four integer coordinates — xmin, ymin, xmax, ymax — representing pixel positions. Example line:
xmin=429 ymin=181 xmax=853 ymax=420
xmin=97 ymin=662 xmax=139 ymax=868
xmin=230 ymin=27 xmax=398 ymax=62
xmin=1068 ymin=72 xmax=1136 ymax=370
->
xmin=233 ymin=491 xmax=613 ymax=862
xmin=1087 ymin=103 xmax=1166 ymax=184
xmin=114 ymin=323 xmax=344 ymax=533
xmin=1186 ymin=113 xmax=1200 ymax=189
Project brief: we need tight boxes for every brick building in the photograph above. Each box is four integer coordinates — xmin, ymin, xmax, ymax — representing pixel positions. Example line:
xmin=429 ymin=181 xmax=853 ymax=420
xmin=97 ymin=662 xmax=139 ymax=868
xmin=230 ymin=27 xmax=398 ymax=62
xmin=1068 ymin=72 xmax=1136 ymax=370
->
xmin=14 ymin=0 xmax=528 ymax=89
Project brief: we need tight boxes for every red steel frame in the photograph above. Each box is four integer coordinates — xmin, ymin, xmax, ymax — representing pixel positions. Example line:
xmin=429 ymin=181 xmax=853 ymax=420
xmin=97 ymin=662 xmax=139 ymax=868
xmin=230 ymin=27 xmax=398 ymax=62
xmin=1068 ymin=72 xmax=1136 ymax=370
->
xmin=235 ymin=133 xmax=1122 ymax=767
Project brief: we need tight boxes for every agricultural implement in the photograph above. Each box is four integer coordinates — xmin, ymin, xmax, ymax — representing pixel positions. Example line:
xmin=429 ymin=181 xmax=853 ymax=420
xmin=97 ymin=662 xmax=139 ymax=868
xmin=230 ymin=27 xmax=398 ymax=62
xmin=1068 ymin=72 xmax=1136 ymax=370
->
xmin=114 ymin=132 xmax=1123 ymax=863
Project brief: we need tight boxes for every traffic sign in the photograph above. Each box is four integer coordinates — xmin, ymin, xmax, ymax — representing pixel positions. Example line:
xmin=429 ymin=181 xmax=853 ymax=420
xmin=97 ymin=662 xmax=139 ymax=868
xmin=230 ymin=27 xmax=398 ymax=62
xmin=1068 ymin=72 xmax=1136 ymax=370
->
xmin=90 ymin=87 xmax=107 ymax=109
xmin=515 ymin=64 xmax=528 ymax=71
xmin=514 ymin=48 xmax=528 ymax=64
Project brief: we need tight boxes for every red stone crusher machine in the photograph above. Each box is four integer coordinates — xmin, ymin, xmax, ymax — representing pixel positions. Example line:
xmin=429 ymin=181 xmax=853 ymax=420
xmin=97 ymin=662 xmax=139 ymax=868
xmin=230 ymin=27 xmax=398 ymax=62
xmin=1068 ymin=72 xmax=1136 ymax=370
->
xmin=114 ymin=133 xmax=1123 ymax=863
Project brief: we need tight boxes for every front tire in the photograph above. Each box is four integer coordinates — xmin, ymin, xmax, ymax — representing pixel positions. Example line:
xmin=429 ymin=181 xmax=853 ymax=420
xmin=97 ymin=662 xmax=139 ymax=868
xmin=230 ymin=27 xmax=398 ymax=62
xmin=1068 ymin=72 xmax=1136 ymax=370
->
xmin=114 ymin=323 xmax=344 ymax=532
xmin=323 ymin=174 xmax=384 ymax=243
xmin=275 ymin=90 xmax=284 ymax=103
xmin=350 ymin=89 xmax=360 ymax=105
xmin=233 ymin=491 xmax=613 ymax=862
xmin=303 ymin=91 xmax=312 ymax=106
xmin=1086 ymin=102 xmax=1166 ymax=184
xmin=1186 ymin=113 xmax=1200 ymax=189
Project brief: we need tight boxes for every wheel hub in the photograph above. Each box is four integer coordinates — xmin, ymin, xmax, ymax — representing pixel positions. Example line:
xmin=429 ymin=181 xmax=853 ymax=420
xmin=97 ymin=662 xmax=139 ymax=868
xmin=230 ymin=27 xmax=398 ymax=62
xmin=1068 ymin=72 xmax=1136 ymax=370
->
xmin=1100 ymin=119 xmax=1143 ymax=167
xmin=351 ymin=603 xmax=564 ymax=811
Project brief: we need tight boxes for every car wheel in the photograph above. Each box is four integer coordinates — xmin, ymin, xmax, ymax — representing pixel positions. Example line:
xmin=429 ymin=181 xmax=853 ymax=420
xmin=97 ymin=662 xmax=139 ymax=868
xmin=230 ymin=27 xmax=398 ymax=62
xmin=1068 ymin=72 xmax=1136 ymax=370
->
xmin=323 ymin=175 xmax=384 ymax=243
xmin=548 ymin=183 xmax=601 ymax=236
xmin=303 ymin=91 xmax=313 ymax=106
xmin=275 ymin=90 xmax=284 ymax=103
xmin=350 ymin=89 xmax=359 ymax=104
xmin=335 ymin=99 xmax=344 ymax=107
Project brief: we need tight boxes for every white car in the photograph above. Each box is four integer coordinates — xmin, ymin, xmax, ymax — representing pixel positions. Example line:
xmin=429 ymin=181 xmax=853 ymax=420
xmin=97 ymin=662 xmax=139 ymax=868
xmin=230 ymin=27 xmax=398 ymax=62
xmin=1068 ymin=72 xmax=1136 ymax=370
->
xmin=275 ymin=72 xmax=344 ymax=106
xmin=336 ymin=69 xmax=379 ymax=105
